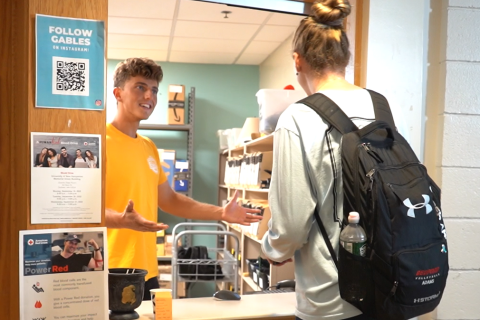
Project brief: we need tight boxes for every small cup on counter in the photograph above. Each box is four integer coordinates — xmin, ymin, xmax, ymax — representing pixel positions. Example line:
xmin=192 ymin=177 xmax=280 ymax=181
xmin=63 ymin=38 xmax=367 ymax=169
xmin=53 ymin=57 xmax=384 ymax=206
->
xmin=150 ymin=288 xmax=172 ymax=320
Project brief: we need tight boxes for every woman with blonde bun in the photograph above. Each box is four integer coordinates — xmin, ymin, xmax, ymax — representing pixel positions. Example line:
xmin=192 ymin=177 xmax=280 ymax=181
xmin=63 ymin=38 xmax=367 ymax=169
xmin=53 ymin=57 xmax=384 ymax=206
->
xmin=261 ymin=1 xmax=379 ymax=319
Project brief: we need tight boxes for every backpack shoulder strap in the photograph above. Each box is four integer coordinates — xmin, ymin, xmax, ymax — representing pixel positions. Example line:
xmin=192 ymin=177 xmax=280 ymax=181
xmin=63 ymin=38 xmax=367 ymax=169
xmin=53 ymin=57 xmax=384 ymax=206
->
xmin=313 ymin=206 xmax=339 ymax=270
xmin=367 ymin=89 xmax=396 ymax=128
xmin=298 ymin=93 xmax=358 ymax=134
xmin=297 ymin=92 xmax=351 ymax=270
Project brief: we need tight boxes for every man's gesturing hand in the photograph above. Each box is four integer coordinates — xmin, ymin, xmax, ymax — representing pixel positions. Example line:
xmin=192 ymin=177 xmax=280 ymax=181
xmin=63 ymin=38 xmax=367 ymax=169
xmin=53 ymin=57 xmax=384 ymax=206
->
xmin=221 ymin=190 xmax=263 ymax=226
xmin=122 ymin=200 xmax=169 ymax=232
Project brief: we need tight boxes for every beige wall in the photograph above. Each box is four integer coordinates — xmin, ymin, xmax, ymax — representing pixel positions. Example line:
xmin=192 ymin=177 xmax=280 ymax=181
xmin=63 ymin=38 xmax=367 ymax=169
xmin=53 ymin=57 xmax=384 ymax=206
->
xmin=259 ymin=33 xmax=299 ymax=90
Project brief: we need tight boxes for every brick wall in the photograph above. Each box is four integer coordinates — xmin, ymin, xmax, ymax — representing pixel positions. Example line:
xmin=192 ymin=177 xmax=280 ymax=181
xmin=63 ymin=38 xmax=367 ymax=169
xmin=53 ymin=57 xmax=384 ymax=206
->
xmin=429 ymin=0 xmax=480 ymax=319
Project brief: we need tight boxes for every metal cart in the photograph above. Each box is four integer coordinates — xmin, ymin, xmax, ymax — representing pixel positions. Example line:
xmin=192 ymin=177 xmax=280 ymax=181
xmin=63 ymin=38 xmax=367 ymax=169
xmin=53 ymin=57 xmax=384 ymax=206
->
xmin=171 ymin=222 xmax=240 ymax=299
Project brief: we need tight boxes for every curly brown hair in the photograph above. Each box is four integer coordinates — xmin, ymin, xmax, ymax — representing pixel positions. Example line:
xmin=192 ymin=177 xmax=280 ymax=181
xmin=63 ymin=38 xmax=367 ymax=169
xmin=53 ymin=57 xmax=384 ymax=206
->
xmin=113 ymin=58 xmax=163 ymax=88
xmin=293 ymin=0 xmax=351 ymax=73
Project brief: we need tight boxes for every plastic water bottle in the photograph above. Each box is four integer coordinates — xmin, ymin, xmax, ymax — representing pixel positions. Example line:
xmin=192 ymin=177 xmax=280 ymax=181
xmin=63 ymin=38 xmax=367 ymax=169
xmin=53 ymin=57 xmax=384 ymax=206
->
xmin=340 ymin=212 xmax=367 ymax=257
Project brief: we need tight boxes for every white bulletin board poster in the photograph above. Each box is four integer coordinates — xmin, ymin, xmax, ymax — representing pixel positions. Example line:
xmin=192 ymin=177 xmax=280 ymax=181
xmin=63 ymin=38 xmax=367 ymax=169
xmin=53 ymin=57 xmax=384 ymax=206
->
xmin=19 ymin=228 xmax=108 ymax=320
xmin=31 ymin=132 xmax=101 ymax=224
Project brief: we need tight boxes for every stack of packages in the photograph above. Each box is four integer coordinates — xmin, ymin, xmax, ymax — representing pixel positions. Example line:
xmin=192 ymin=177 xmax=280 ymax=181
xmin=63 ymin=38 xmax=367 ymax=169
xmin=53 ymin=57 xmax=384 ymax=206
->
xmin=167 ymin=84 xmax=185 ymax=125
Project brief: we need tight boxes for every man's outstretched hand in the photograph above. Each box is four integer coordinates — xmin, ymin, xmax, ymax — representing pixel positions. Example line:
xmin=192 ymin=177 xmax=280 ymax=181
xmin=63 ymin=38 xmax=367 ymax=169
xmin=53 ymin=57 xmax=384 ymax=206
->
xmin=221 ymin=190 xmax=263 ymax=226
xmin=121 ymin=200 xmax=169 ymax=232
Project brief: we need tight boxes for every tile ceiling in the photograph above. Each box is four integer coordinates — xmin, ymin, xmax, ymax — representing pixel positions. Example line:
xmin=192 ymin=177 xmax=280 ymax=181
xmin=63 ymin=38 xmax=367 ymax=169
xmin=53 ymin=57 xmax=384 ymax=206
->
xmin=108 ymin=0 xmax=305 ymax=65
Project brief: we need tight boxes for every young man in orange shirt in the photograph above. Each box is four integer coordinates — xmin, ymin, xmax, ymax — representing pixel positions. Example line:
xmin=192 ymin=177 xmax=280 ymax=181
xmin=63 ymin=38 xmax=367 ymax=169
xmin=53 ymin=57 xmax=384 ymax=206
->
xmin=105 ymin=58 xmax=261 ymax=299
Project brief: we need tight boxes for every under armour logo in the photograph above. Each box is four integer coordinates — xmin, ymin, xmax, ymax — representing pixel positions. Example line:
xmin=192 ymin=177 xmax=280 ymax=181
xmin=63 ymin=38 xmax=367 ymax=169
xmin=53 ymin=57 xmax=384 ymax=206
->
xmin=403 ymin=195 xmax=432 ymax=218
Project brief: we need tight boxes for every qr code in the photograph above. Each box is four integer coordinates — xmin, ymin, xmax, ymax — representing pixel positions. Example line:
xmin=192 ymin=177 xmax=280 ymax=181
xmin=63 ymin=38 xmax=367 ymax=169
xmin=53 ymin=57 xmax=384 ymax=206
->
xmin=52 ymin=56 xmax=89 ymax=96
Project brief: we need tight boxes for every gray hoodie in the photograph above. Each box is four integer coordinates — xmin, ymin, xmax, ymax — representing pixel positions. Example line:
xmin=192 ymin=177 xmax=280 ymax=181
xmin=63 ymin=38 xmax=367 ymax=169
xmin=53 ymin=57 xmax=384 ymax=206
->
xmin=261 ymin=89 xmax=378 ymax=320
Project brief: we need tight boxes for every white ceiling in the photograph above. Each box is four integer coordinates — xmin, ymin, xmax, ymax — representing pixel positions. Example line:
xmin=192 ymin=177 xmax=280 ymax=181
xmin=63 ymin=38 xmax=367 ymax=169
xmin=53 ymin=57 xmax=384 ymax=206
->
xmin=107 ymin=0 xmax=305 ymax=65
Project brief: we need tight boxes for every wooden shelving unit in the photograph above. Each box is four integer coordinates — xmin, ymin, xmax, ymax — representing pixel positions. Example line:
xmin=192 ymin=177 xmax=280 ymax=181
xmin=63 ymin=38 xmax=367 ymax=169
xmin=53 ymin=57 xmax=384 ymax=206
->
xmin=216 ymin=133 xmax=294 ymax=294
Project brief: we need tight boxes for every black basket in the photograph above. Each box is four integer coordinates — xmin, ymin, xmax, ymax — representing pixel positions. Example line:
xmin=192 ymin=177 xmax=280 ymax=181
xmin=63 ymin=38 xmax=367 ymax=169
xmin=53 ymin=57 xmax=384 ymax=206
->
xmin=246 ymin=259 xmax=257 ymax=278
xmin=257 ymin=269 xmax=269 ymax=290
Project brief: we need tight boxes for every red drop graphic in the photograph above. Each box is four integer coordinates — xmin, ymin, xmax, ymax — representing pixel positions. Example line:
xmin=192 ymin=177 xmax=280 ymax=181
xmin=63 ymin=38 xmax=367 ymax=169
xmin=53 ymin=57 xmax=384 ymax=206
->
xmin=35 ymin=301 xmax=42 ymax=308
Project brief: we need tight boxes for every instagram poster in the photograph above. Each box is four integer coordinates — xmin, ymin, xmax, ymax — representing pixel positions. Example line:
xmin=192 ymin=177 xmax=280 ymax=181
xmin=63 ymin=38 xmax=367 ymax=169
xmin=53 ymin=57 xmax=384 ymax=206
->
xmin=31 ymin=132 xmax=101 ymax=224
xmin=35 ymin=14 xmax=105 ymax=110
xmin=19 ymin=228 xmax=108 ymax=320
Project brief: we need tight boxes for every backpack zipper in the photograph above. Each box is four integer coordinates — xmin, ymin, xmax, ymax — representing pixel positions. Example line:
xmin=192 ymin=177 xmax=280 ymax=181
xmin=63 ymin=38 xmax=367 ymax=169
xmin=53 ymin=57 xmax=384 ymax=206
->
xmin=361 ymin=143 xmax=384 ymax=163
xmin=379 ymin=161 xmax=423 ymax=173
xmin=354 ymin=143 xmax=380 ymax=213
xmin=366 ymin=168 xmax=375 ymax=189
xmin=365 ymin=168 xmax=376 ymax=243
xmin=384 ymin=280 xmax=398 ymax=309
xmin=389 ymin=281 xmax=399 ymax=297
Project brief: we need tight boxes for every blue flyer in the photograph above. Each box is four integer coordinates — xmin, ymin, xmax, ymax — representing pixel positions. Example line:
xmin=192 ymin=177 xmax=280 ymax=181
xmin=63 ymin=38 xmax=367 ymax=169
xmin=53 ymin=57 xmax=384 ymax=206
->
xmin=36 ymin=14 xmax=105 ymax=110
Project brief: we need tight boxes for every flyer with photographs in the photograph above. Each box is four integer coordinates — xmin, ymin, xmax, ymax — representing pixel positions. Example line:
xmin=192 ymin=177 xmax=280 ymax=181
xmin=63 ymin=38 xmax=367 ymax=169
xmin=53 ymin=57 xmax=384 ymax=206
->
xmin=36 ymin=14 xmax=105 ymax=110
xmin=19 ymin=228 xmax=108 ymax=320
xmin=31 ymin=132 xmax=101 ymax=224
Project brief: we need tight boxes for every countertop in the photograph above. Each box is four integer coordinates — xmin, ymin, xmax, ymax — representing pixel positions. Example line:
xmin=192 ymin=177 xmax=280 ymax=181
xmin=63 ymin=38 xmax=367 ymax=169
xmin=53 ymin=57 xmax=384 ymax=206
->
xmin=135 ymin=292 xmax=296 ymax=320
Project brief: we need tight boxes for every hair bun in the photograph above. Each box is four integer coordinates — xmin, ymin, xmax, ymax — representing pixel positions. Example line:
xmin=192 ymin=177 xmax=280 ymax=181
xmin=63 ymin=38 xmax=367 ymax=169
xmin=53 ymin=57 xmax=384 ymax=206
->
xmin=311 ymin=0 xmax=351 ymax=27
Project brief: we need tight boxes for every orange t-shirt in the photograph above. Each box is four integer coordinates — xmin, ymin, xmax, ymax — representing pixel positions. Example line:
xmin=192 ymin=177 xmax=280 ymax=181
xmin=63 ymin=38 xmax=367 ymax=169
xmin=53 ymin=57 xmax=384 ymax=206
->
xmin=106 ymin=123 xmax=167 ymax=280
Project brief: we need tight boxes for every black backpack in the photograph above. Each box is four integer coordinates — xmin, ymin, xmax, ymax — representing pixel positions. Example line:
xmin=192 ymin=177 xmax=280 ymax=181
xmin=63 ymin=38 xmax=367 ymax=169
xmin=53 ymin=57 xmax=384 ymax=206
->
xmin=177 ymin=246 xmax=224 ymax=280
xmin=299 ymin=90 xmax=449 ymax=320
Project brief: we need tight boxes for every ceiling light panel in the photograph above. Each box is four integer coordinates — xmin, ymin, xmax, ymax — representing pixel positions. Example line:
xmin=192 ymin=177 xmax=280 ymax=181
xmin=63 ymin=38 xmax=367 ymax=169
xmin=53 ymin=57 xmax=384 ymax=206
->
xmin=178 ymin=0 xmax=270 ymax=24
xmin=243 ymin=41 xmax=282 ymax=55
xmin=108 ymin=17 xmax=172 ymax=36
xmin=108 ymin=0 xmax=176 ymax=19
xmin=108 ymin=34 xmax=170 ymax=51
xmin=267 ymin=12 xmax=305 ymax=26
xmin=172 ymin=37 xmax=248 ymax=53
xmin=169 ymin=51 xmax=238 ymax=64
xmin=254 ymin=25 xmax=296 ymax=42
xmin=108 ymin=48 xmax=168 ymax=61
xmin=174 ymin=20 xmax=259 ymax=40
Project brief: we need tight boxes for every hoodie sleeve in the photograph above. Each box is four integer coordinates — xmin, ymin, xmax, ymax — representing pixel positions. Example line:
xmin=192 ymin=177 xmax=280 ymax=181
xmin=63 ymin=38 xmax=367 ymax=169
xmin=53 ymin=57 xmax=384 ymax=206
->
xmin=261 ymin=125 xmax=317 ymax=262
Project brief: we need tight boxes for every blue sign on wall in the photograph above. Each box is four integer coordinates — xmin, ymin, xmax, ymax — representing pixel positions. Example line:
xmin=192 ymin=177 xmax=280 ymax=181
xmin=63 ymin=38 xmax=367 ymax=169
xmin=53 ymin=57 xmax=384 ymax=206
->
xmin=36 ymin=14 xmax=105 ymax=110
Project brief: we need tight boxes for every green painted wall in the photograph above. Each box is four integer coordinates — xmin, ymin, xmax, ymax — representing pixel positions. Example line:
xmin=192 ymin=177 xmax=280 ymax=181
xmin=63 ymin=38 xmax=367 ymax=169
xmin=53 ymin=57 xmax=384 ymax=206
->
xmin=107 ymin=60 xmax=259 ymax=297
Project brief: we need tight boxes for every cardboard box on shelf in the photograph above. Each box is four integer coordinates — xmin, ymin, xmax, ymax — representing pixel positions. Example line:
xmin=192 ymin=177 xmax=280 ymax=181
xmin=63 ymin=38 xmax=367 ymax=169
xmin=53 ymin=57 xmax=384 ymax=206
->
xmin=158 ymin=264 xmax=172 ymax=281
xmin=164 ymin=234 xmax=181 ymax=257
xmin=157 ymin=230 xmax=165 ymax=257
xmin=158 ymin=149 xmax=176 ymax=188
xmin=167 ymin=107 xmax=185 ymax=125
xmin=168 ymin=84 xmax=185 ymax=125
xmin=165 ymin=246 xmax=172 ymax=257
xmin=158 ymin=263 xmax=186 ymax=297
xmin=168 ymin=84 xmax=185 ymax=102
xmin=165 ymin=235 xmax=173 ymax=257
xmin=159 ymin=280 xmax=186 ymax=297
